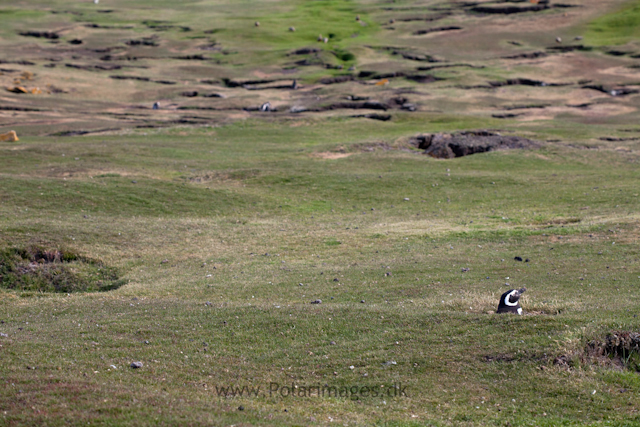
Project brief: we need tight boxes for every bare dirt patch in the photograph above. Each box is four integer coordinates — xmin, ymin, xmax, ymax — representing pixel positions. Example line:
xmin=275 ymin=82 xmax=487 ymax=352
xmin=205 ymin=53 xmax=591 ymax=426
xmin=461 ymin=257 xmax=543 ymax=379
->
xmin=410 ymin=130 xmax=539 ymax=159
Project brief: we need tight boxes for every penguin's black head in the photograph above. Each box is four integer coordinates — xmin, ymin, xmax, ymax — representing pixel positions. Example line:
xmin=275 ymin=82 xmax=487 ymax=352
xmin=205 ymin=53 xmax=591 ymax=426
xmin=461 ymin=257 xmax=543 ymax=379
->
xmin=497 ymin=287 xmax=526 ymax=315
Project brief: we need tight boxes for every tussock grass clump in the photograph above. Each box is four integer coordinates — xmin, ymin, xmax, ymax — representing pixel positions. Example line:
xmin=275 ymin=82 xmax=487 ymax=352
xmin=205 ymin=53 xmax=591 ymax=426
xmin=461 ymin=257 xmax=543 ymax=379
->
xmin=585 ymin=331 xmax=640 ymax=372
xmin=0 ymin=245 xmax=126 ymax=293
xmin=555 ymin=330 xmax=640 ymax=372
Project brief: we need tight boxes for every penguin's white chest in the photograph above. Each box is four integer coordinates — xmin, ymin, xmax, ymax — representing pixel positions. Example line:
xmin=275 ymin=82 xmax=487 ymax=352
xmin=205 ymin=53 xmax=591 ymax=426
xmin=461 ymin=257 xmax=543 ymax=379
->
xmin=517 ymin=307 xmax=522 ymax=315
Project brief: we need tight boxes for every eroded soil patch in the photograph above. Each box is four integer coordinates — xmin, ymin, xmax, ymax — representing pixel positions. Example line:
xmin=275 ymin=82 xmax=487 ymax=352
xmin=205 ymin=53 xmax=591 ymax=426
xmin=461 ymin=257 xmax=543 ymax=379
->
xmin=410 ymin=130 xmax=538 ymax=159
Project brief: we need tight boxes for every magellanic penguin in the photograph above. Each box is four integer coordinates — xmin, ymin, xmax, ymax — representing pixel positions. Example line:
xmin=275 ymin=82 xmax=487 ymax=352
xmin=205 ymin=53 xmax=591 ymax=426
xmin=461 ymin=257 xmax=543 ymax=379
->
xmin=497 ymin=287 xmax=526 ymax=315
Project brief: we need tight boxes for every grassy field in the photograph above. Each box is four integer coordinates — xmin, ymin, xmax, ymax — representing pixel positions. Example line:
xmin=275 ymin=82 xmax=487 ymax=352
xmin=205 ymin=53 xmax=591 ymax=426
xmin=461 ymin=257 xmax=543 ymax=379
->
xmin=2 ymin=1 xmax=640 ymax=426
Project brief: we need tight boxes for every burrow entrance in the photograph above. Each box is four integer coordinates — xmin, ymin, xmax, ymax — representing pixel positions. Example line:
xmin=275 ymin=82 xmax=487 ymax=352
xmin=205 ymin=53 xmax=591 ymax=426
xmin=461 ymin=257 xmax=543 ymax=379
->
xmin=0 ymin=246 xmax=127 ymax=293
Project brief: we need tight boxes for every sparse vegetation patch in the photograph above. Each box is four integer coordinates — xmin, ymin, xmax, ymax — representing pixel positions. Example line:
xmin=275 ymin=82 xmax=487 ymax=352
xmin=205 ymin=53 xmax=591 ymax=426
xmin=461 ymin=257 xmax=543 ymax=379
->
xmin=587 ymin=331 xmax=640 ymax=372
xmin=0 ymin=246 xmax=126 ymax=293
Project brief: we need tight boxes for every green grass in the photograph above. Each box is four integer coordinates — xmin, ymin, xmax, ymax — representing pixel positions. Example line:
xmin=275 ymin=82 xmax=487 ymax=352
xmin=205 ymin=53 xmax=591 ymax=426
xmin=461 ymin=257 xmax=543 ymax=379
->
xmin=1 ymin=0 xmax=640 ymax=425
xmin=585 ymin=0 xmax=640 ymax=46
xmin=1 ymin=118 xmax=640 ymax=426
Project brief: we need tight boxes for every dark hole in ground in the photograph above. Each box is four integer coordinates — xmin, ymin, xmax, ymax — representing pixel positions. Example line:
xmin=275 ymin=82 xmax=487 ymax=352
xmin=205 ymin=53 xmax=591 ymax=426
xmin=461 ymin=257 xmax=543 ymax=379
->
xmin=0 ymin=246 xmax=127 ymax=293
xmin=173 ymin=54 xmax=207 ymax=60
xmin=489 ymin=78 xmax=567 ymax=87
xmin=314 ymin=101 xmax=389 ymax=112
xmin=412 ymin=26 xmax=462 ymax=35
xmin=395 ymin=13 xmax=450 ymax=22
xmin=469 ymin=4 xmax=550 ymax=14
xmin=583 ymin=85 xmax=639 ymax=97
xmin=19 ymin=31 xmax=59 ymax=39
xmin=394 ymin=51 xmax=440 ymax=62
xmin=0 ymin=106 xmax=43 ymax=112
xmin=0 ymin=60 xmax=35 ymax=66
xmin=288 ymin=47 xmax=319 ymax=56
xmin=492 ymin=113 xmax=523 ymax=119
xmin=351 ymin=113 xmax=392 ymax=121
xmin=546 ymin=45 xmax=592 ymax=53
xmin=110 ymin=75 xmax=150 ymax=81
xmin=501 ymin=51 xmax=547 ymax=60
xmin=222 ymin=77 xmax=285 ymax=88
xmin=125 ymin=37 xmax=158 ymax=47
xmin=410 ymin=130 xmax=538 ymax=159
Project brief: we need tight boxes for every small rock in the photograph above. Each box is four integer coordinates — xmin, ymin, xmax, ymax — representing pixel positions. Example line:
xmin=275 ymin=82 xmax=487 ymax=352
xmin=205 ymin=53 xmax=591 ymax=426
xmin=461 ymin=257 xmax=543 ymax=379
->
xmin=555 ymin=37 xmax=562 ymax=43
xmin=333 ymin=278 xmax=339 ymax=282
xmin=254 ymin=21 xmax=260 ymax=27
xmin=310 ymin=299 xmax=322 ymax=304
xmin=317 ymin=34 xmax=323 ymax=42
xmin=349 ymin=365 xmax=355 ymax=369
xmin=130 ymin=361 xmax=143 ymax=369
xmin=161 ymin=259 xmax=168 ymax=264
xmin=514 ymin=256 xmax=523 ymax=262
xmin=205 ymin=301 xmax=212 ymax=306
xmin=355 ymin=15 xmax=360 ymax=21
xmin=360 ymin=300 xmax=365 ymax=303
xmin=238 ymin=405 xmax=245 ymax=411
xmin=288 ymin=26 xmax=295 ymax=32
xmin=461 ymin=267 xmax=470 ymax=272
xmin=0 ymin=333 xmax=8 ymax=337
xmin=110 ymin=365 xmax=117 ymax=369
xmin=299 ymin=283 xmax=304 ymax=286
xmin=144 ymin=340 xmax=150 ymax=345
xmin=330 ymin=341 xmax=336 ymax=345
xmin=384 ymin=272 xmax=392 ymax=277
xmin=403 ymin=198 xmax=410 ymax=201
